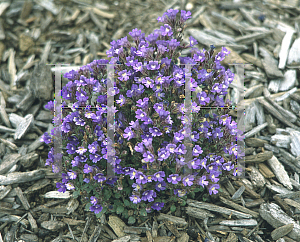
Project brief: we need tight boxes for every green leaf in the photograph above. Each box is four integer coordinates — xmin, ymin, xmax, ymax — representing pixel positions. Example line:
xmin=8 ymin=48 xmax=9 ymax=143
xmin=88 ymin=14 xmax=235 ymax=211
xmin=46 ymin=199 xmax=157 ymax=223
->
xmin=115 ymin=192 xmax=122 ymax=198
xmin=128 ymin=216 xmax=136 ymax=225
xmin=73 ymin=190 xmax=80 ymax=199
xmin=116 ymin=205 xmax=125 ymax=214
xmin=180 ymin=200 xmax=186 ymax=206
xmin=139 ymin=208 xmax=147 ymax=217
xmin=103 ymin=188 xmax=112 ymax=200
xmin=114 ymin=200 xmax=122 ymax=206
xmin=85 ymin=202 xmax=91 ymax=211
xmin=95 ymin=206 xmax=107 ymax=218
xmin=123 ymin=187 xmax=131 ymax=195
xmin=124 ymin=200 xmax=130 ymax=207
xmin=123 ymin=209 xmax=128 ymax=219
xmin=189 ymin=192 xmax=195 ymax=199
xmin=170 ymin=204 xmax=176 ymax=213
xmin=79 ymin=174 xmax=83 ymax=185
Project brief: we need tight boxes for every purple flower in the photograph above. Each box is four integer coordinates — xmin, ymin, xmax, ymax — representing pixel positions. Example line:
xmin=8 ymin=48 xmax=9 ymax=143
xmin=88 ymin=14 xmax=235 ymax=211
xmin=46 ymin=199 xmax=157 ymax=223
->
xmin=89 ymin=153 xmax=101 ymax=163
xmin=91 ymin=196 xmax=98 ymax=205
xmin=132 ymin=183 xmax=143 ymax=191
xmin=198 ymin=175 xmax=209 ymax=188
xmin=73 ymin=116 xmax=86 ymax=126
xmin=74 ymin=155 xmax=87 ymax=163
xmin=146 ymin=174 xmax=153 ymax=183
xmin=83 ymin=164 xmax=93 ymax=174
xmin=130 ymin=195 xmax=141 ymax=204
xmin=182 ymin=175 xmax=194 ymax=186
xmin=129 ymin=28 xmax=142 ymax=41
xmin=136 ymin=97 xmax=149 ymax=109
xmin=123 ymin=127 xmax=135 ymax=141
xmin=40 ymin=132 xmax=52 ymax=144
xmin=61 ymin=121 xmax=72 ymax=133
xmin=68 ymin=136 xmax=80 ymax=146
xmin=66 ymin=183 xmax=75 ymax=190
xmin=157 ymin=148 xmax=170 ymax=161
xmin=212 ymin=156 xmax=224 ymax=166
xmin=56 ymin=182 xmax=66 ymax=193
xmin=118 ymin=70 xmax=132 ymax=81
xmin=142 ymin=77 xmax=155 ymax=89
xmin=189 ymin=36 xmax=198 ymax=47
xmin=76 ymin=146 xmax=87 ymax=155
xmin=209 ymin=171 xmax=221 ymax=183
xmin=67 ymin=170 xmax=77 ymax=180
xmin=173 ymin=132 xmax=184 ymax=144
xmin=83 ymin=178 xmax=90 ymax=183
xmin=143 ymin=151 xmax=155 ymax=163
xmin=94 ymin=173 xmax=106 ymax=183
xmin=135 ymin=171 xmax=147 ymax=184
xmin=90 ymin=204 xmax=103 ymax=214
xmin=166 ymin=143 xmax=176 ymax=154
xmin=168 ymin=39 xmax=180 ymax=51
xmin=88 ymin=141 xmax=99 ymax=154
xmin=208 ymin=183 xmax=220 ymax=195
xmin=75 ymin=75 xmax=87 ymax=86
xmin=116 ymin=94 xmax=126 ymax=106
xmin=128 ymin=168 xmax=138 ymax=180
xmin=200 ymin=158 xmax=207 ymax=169
xmin=180 ymin=10 xmax=192 ymax=22
xmin=133 ymin=62 xmax=144 ymax=73
xmin=167 ymin=174 xmax=181 ymax=184
xmin=174 ymin=189 xmax=186 ymax=197
xmin=155 ymin=181 xmax=166 ymax=191
xmin=75 ymin=90 xmax=89 ymax=103
xmin=175 ymin=144 xmax=186 ymax=155
xmin=151 ymin=202 xmax=164 ymax=211
xmin=223 ymin=162 xmax=234 ymax=171
xmin=141 ymin=190 xmax=157 ymax=202
xmin=233 ymin=166 xmax=243 ymax=176
xmin=192 ymin=145 xmax=203 ymax=157
xmin=61 ymin=173 xmax=69 ymax=183
xmin=197 ymin=91 xmax=210 ymax=106
xmin=66 ymin=143 xmax=76 ymax=155
xmin=160 ymin=24 xmax=173 ymax=36
xmin=147 ymin=61 xmax=160 ymax=70
xmin=149 ymin=126 xmax=163 ymax=137
xmin=153 ymin=171 xmax=165 ymax=182
xmin=45 ymin=101 xmax=55 ymax=112
xmin=187 ymin=158 xmax=200 ymax=169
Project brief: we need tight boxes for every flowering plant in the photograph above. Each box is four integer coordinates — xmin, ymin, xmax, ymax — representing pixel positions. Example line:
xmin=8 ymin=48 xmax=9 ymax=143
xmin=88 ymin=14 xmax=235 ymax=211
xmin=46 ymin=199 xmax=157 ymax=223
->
xmin=41 ymin=9 xmax=245 ymax=224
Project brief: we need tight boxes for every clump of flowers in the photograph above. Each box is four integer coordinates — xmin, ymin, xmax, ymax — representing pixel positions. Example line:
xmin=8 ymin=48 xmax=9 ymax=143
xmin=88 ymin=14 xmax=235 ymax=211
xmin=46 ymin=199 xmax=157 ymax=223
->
xmin=41 ymin=9 xmax=245 ymax=224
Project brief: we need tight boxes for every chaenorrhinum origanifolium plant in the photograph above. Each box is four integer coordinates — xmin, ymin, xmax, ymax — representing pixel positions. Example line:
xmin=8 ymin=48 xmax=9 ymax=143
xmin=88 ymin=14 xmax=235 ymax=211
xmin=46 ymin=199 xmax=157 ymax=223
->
xmin=40 ymin=8 xmax=245 ymax=224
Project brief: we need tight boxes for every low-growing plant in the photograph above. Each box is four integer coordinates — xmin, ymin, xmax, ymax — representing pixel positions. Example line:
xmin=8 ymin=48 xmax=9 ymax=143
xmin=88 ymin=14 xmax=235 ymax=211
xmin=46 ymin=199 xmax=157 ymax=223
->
xmin=41 ymin=8 xmax=245 ymax=225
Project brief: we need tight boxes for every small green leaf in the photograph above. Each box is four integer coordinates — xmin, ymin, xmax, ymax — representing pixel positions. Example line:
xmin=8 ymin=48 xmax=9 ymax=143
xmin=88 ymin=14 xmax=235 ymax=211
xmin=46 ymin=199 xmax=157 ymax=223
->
xmin=123 ymin=187 xmax=131 ymax=195
xmin=73 ymin=190 xmax=80 ymax=199
xmin=139 ymin=208 xmax=147 ymax=217
xmin=95 ymin=206 xmax=107 ymax=218
xmin=123 ymin=209 xmax=128 ymax=219
xmin=124 ymin=200 xmax=130 ymax=207
xmin=128 ymin=216 xmax=136 ymax=225
xmin=115 ymin=193 xmax=122 ymax=198
xmin=180 ymin=200 xmax=186 ymax=206
xmin=117 ymin=205 xmax=125 ymax=214
xmin=85 ymin=202 xmax=91 ymax=211
xmin=170 ymin=204 xmax=176 ymax=213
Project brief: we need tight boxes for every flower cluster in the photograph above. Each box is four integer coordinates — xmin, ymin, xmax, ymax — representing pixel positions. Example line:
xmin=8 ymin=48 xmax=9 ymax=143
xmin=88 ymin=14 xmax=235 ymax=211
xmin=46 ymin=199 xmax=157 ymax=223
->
xmin=41 ymin=8 xmax=245 ymax=218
